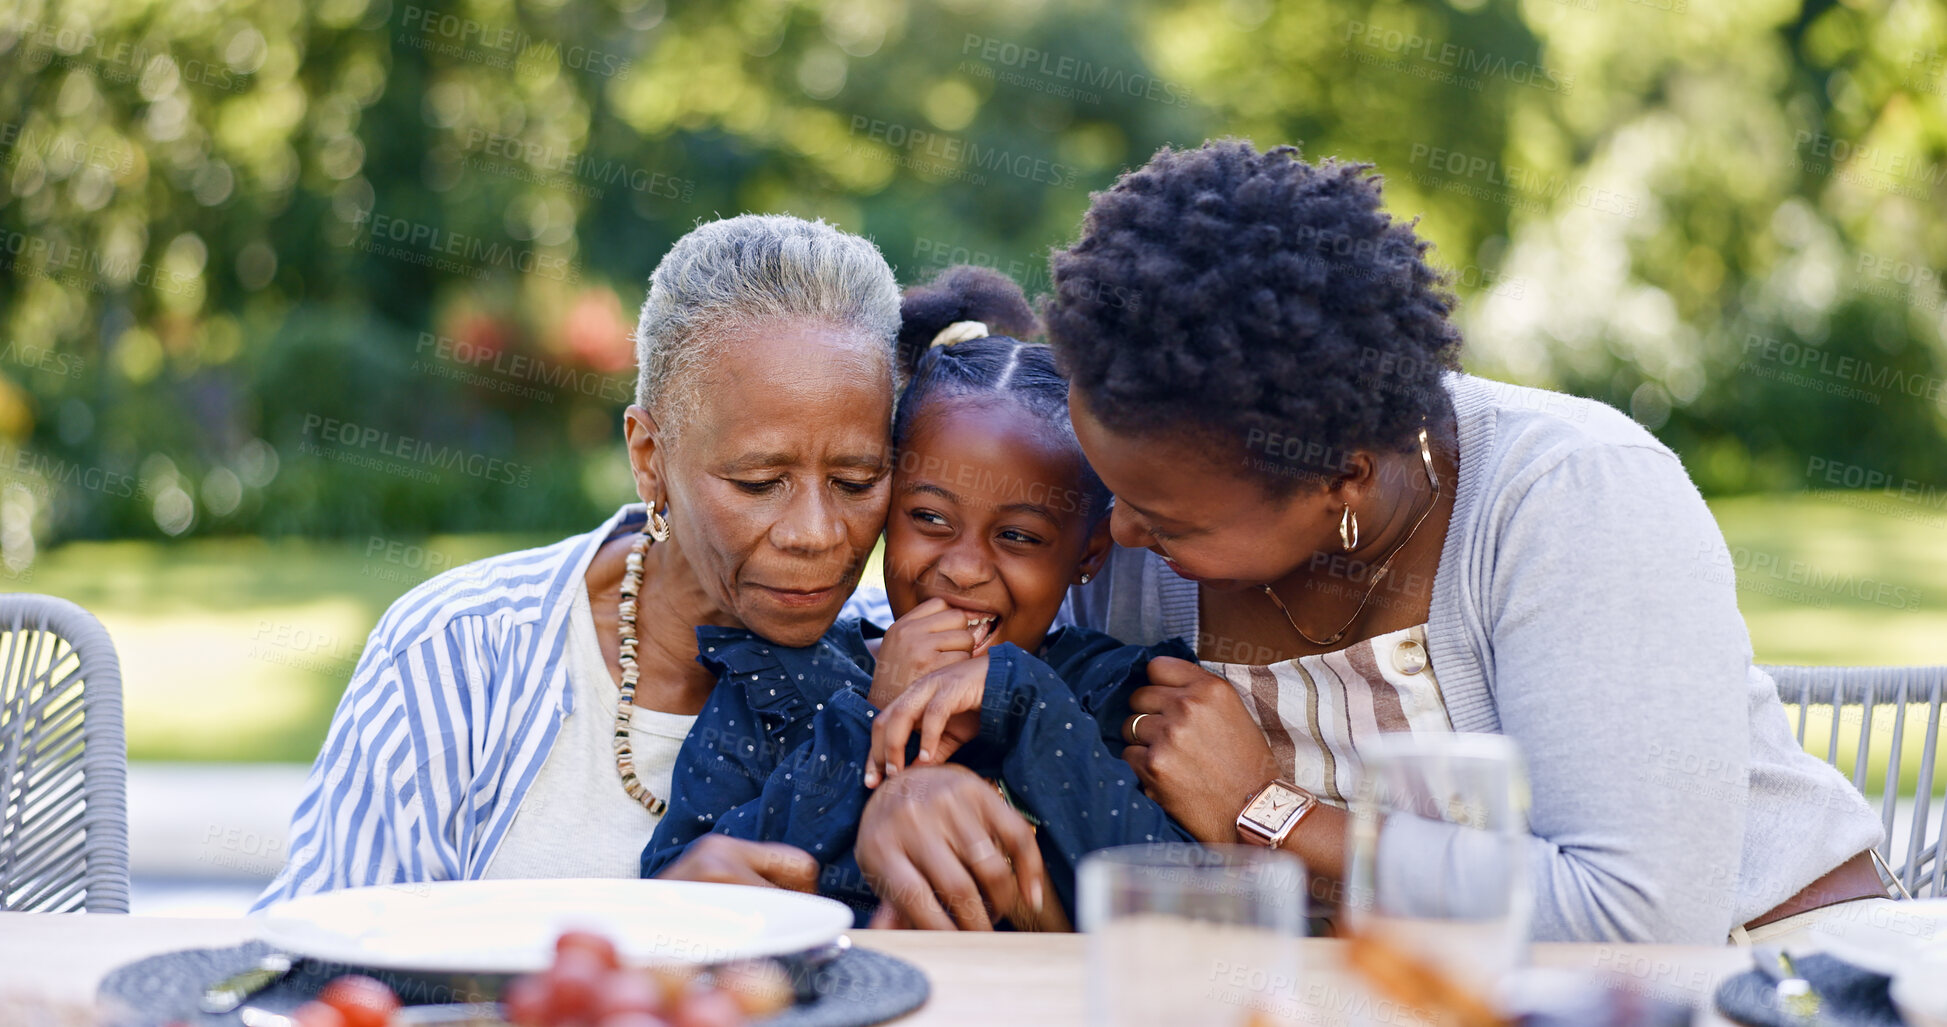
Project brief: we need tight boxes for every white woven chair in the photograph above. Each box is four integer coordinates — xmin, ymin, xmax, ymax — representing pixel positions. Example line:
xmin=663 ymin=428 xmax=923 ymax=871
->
xmin=0 ymin=593 xmax=129 ymax=912
xmin=1763 ymin=663 xmax=1947 ymax=898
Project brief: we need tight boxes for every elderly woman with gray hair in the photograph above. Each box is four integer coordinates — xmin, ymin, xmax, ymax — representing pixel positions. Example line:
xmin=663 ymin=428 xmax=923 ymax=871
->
xmin=257 ymin=214 xmax=938 ymax=901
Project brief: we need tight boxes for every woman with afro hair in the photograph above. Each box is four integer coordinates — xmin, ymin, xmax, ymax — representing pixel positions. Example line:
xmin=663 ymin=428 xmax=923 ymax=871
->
xmin=1013 ymin=139 xmax=1882 ymax=946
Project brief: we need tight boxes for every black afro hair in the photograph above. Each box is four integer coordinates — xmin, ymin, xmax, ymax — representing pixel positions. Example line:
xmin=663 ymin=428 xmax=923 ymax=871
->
xmin=1042 ymin=139 xmax=1462 ymax=493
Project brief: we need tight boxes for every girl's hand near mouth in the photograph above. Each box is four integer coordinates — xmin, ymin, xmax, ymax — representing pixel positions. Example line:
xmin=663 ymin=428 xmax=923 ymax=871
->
xmin=867 ymin=596 xmax=987 ymax=709
xmin=865 ymin=655 xmax=989 ymax=786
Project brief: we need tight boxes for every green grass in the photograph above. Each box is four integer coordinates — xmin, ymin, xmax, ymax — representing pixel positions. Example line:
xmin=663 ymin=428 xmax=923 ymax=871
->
xmin=1708 ymin=493 xmax=1947 ymax=667
xmin=4 ymin=491 xmax=1941 ymax=764
xmin=1709 ymin=493 xmax=1947 ymax=797
xmin=10 ymin=532 xmax=555 ymax=762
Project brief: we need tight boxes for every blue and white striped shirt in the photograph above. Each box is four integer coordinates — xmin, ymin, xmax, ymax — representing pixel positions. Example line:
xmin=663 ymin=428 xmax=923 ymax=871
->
xmin=252 ymin=506 xmax=646 ymax=909
xmin=253 ymin=504 xmax=895 ymax=909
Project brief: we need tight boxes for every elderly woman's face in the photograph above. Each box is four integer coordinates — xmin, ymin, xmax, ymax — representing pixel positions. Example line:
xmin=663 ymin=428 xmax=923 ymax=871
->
xmin=642 ymin=322 xmax=894 ymax=646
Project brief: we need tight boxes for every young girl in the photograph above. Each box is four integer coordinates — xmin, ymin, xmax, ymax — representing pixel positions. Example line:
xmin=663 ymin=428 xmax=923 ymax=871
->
xmin=641 ymin=266 xmax=1194 ymax=927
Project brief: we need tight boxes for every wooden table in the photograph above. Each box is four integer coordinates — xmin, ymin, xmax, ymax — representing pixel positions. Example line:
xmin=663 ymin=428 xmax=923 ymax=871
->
xmin=0 ymin=913 xmax=1750 ymax=1025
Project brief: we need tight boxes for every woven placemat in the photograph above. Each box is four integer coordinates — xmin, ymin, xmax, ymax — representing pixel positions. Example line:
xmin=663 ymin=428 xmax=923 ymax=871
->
xmin=1713 ymin=953 xmax=1900 ymax=1027
xmin=96 ymin=939 xmax=927 ymax=1027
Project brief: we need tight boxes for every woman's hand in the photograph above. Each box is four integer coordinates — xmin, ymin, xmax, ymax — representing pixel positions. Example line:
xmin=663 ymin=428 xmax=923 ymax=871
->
xmin=854 ymin=764 xmax=1049 ymax=931
xmin=867 ymin=598 xmax=983 ymax=709
xmin=1120 ymin=656 xmax=1279 ymax=843
xmin=651 ymin=835 xmax=820 ymax=892
xmin=864 ymin=656 xmax=988 ymax=787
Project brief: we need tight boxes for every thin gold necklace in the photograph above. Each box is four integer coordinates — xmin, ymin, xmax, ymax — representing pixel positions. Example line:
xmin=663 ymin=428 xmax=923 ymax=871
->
xmin=1260 ymin=427 xmax=1441 ymax=648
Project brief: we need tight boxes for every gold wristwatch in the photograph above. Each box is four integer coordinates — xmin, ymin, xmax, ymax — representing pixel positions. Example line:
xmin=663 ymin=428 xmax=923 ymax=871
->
xmin=1236 ymin=779 xmax=1317 ymax=848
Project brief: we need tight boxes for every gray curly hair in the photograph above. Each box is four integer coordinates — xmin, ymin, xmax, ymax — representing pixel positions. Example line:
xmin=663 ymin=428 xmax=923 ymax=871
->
xmin=634 ymin=214 xmax=901 ymax=438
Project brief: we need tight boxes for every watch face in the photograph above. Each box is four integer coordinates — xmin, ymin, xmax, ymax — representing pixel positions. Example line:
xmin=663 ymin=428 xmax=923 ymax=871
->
xmin=1244 ymin=784 xmax=1305 ymax=831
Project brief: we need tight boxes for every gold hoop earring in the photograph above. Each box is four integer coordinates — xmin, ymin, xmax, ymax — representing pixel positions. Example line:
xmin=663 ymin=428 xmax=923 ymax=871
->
xmin=1339 ymin=504 xmax=1359 ymax=551
xmin=647 ymin=505 xmax=671 ymax=543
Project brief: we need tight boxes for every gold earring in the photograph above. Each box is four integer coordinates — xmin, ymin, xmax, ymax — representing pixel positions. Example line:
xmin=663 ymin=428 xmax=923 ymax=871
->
xmin=647 ymin=505 xmax=671 ymax=543
xmin=1339 ymin=503 xmax=1359 ymax=551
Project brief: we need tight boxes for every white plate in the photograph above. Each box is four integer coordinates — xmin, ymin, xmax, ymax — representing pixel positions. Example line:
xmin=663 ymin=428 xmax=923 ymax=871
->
xmin=1802 ymin=898 xmax=1947 ymax=975
xmin=1893 ymin=942 xmax=1947 ymax=1027
xmin=256 ymin=879 xmax=852 ymax=972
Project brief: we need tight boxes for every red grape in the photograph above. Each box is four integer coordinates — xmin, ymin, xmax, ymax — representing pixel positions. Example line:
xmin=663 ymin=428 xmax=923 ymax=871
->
xmin=593 ymin=970 xmax=665 ymax=1019
xmin=669 ymin=990 xmax=745 ymax=1027
xmin=597 ymin=1014 xmax=671 ymax=1027
xmin=548 ymin=949 xmax=607 ymax=1022
xmin=500 ymin=930 xmax=752 ymax=1027
xmin=316 ymin=976 xmax=400 ymax=1027
xmin=556 ymin=930 xmax=621 ymax=971
xmin=503 ymin=973 xmax=552 ymax=1027
xmin=289 ymin=1001 xmax=347 ymax=1027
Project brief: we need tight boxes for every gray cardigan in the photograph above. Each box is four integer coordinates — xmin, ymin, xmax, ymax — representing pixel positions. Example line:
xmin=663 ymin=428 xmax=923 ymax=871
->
xmin=1068 ymin=372 xmax=1882 ymax=944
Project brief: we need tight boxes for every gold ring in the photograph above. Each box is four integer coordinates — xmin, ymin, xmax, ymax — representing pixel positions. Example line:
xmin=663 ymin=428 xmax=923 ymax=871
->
xmin=1128 ymin=713 xmax=1153 ymax=745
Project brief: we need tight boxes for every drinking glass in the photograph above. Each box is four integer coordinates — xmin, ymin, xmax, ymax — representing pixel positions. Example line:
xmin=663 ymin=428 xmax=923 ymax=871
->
xmin=1345 ymin=732 xmax=1532 ymax=992
xmin=1079 ymin=843 xmax=1307 ymax=1027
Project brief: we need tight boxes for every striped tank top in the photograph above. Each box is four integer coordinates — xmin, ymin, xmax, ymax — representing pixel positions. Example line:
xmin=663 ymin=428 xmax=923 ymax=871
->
xmin=1201 ymin=624 xmax=1450 ymax=807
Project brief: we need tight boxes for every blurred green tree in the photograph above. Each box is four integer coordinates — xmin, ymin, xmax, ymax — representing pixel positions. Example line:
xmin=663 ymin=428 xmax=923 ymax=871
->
xmin=0 ymin=0 xmax=1943 ymax=568
xmin=1136 ymin=0 xmax=1947 ymax=493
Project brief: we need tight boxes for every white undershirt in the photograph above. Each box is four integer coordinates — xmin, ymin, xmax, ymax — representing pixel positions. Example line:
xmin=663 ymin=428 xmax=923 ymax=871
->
xmin=482 ymin=577 xmax=696 ymax=879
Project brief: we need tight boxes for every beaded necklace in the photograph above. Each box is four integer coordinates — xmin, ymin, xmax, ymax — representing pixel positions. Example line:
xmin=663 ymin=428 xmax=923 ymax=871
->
xmin=612 ymin=530 xmax=665 ymax=815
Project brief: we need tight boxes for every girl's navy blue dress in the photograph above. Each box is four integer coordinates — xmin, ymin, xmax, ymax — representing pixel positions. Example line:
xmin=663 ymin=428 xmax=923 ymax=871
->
xmin=641 ymin=619 xmax=1196 ymax=924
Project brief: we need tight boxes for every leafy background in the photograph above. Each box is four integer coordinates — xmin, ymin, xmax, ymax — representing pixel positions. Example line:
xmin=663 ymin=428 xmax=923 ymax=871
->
xmin=2 ymin=0 xmax=1944 ymax=761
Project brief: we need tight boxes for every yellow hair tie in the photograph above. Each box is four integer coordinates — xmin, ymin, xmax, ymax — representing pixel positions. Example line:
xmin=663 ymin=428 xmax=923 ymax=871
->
xmin=929 ymin=320 xmax=989 ymax=348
